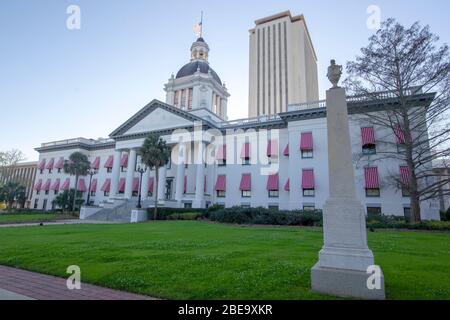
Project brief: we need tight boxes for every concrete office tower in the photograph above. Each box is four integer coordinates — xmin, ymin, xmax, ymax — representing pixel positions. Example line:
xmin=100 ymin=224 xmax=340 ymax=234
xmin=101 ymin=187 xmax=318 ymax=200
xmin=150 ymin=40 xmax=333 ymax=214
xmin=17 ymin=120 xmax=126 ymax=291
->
xmin=248 ymin=11 xmax=319 ymax=117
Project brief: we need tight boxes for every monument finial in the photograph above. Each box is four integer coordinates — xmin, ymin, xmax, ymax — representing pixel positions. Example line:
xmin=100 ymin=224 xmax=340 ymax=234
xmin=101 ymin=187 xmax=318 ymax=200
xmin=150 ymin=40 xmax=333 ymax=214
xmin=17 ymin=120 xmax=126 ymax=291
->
xmin=327 ymin=59 xmax=343 ymax=89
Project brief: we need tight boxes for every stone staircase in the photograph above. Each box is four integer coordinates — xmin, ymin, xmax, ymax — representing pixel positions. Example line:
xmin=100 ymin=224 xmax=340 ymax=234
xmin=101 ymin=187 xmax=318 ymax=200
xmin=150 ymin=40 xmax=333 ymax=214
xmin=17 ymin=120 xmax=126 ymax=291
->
xmin=83 ymin=199 xmax=154 ymax=223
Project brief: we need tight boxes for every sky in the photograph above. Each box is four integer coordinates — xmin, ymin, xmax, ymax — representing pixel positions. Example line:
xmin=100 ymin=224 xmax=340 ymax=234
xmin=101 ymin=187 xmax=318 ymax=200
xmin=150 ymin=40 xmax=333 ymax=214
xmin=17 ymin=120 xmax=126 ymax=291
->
xmin=1 ymin=0 xmax=449 ymax=161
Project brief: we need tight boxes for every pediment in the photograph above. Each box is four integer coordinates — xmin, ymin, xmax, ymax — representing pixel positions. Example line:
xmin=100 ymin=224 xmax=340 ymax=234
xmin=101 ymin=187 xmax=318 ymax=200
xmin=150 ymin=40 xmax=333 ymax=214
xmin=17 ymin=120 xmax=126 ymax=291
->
xmin=110 ymin=100 xmax=208 ymax=138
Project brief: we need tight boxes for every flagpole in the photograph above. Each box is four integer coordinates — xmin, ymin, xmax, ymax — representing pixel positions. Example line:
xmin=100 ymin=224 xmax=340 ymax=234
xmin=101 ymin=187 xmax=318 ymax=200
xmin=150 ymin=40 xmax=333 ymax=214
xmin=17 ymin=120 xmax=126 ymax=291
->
xmin=200 ymin=11 xmax=203 ymax=38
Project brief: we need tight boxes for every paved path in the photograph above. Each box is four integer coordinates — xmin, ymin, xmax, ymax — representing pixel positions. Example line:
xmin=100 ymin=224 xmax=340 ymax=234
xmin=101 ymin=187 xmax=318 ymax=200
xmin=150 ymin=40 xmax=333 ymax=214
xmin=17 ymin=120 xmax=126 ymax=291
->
xmin=0 ymin=220 xmax=120 ymax=228
xmin=0 ymin=265 xmax=156 ymax=300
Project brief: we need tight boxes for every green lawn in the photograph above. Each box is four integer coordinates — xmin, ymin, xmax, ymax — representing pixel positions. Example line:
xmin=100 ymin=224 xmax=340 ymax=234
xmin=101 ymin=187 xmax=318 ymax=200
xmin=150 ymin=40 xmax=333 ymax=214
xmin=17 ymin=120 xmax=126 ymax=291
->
xmin=0 ymin=221 xmax=448 ymax=300
xmin=0 ymin=212 xmax=75 ymax=224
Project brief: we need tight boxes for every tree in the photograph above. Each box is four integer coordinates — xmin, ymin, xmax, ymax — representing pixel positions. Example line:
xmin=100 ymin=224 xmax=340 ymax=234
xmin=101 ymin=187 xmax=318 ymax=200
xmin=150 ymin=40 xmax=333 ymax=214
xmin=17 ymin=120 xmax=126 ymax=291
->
xmin=0 ymin=182 xmax=26 ymax=209
xmin=0 ymin=149 xmax=26 ymax=183
xmin=53 ymin=189 xmax=84 ymax=212
xmin=345 ymin=19 xmax=450 ymax=223
xmin=63 ymin=152 xmax=90 ymax=213
xmin=139 ymin=134 xmax=171 ymax=220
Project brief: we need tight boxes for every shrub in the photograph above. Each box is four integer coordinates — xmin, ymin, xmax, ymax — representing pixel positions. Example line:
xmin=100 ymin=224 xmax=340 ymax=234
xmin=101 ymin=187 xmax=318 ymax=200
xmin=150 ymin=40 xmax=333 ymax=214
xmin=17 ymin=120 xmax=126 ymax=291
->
xmin=440 ymin=208 xmax=450 ymax=221
xmin=146 ymin=207 xmax=206 ymax=220
xmin=167 ymin=212 xmax=203 ymax=221
xmin=209 ymin=206 xmax=323 ymax=226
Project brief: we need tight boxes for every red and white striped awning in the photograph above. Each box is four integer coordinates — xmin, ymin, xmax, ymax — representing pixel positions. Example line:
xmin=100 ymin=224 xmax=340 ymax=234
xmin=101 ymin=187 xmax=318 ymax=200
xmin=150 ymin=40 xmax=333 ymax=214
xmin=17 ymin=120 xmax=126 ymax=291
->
xmin=101 ymin=179 xmax=111 ymax=192
xmin=104 ymin=156 xmax=114 ymax=169
xmin=77 ymin=179 xmax=87 ymax=192
xmin=400 ymin=166 xmax=410 ymax=186
xmin=364 ymin=167 xmax=380 ymax=189
xmin=51 ymin=178 xmax=60 ymax=191
xmin=46 ymin=158 xmax=55 ymax=170
xmin=301 ymin=169 xmax=315 ymax=189
xmin=54 ymin=157 xmax=64 ymax=169
xmin=38 ymin=159 xmax=46 ymax=171
xmin=240 ymin=143 xmax=251 ymax=159
xmin=216 ymin=145 xmax=227 ymax=161
xmin=267 ymin=174 xmax=279 ymax=191
xmin=267 ymin=140 xmax=279 ymax=157
xmin=361 ymin=127 xmax=376 ymax=146
xmin=42 ymin=179 xmax=51 ymax=191
xmin=394 ymin=124 xmax=406 ymax=144
xmin=34 ymin=179 xmax=43 ymax=191
xmin=61 ymin=178 xmax=70 ymax=191
xmin=90 ymin=179 xmax=98 ymax=192
xmin=132 ymin=178 xmax=139 ymax=192
xmin=118 ymin=178 xmax=126 ymax=193
xmin=91 ymin=157 xmax=101 ymax=170
xmin=239 ymin=174 xmax=251 ymax=191
xmin=300 ymin=132 xmax=313 ymax=151
xmin=120 ymin=154 xmax=128 ymax=167
xmin=215 ymin=175 xmax=226 ymax=191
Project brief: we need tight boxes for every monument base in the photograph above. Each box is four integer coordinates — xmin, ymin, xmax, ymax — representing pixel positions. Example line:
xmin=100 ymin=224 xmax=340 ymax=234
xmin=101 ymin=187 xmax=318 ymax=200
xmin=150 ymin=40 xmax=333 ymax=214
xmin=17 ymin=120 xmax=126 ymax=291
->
xmin=311 ymin=263 xmax=385 ymax=300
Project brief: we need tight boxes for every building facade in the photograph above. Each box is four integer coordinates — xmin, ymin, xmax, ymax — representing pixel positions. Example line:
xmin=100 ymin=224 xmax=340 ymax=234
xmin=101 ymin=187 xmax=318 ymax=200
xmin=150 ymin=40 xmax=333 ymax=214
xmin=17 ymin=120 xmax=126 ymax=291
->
xmin=248 ymin=11 xmax=319 ymax=117
xmin=29 ymin=23 xmax=440 ymax=221
xmin=0 ymin=161 xmax=37 ymax=208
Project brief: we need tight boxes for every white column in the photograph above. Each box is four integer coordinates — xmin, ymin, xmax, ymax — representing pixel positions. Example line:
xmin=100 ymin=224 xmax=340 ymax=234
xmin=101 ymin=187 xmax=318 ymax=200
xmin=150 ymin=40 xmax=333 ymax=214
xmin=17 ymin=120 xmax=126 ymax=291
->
xmin=193 ymin=142 xmax=205 ymax=208
xmin=141 ymin=169 xmax=150 ymax=200
xmin=124 ymin=149 xmax=137 ymax=199
xmin=157 ymin=166 xmax=167 ymax=202
xmin=175 ymin=144 xmax=186 ymax=203
xmin=110 ymin=150 xmax=122 ymax=197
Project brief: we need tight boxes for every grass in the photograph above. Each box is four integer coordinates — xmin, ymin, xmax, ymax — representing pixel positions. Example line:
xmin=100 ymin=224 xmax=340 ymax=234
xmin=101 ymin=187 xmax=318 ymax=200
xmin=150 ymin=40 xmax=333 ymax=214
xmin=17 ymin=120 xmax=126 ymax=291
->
xmin=0 ymin=221 xmax=448 ymax=300
xmin=0 ymin=212 xmax=75 ymax=224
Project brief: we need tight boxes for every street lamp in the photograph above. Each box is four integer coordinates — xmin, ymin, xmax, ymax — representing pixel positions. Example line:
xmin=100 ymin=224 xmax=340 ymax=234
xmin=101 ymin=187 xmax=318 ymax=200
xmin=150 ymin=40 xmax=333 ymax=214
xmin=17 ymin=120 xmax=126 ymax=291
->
xmin=86 ymin=169 xmax=97 ymax=206
xmin=136 ymin=165 xmax=147 ymax=209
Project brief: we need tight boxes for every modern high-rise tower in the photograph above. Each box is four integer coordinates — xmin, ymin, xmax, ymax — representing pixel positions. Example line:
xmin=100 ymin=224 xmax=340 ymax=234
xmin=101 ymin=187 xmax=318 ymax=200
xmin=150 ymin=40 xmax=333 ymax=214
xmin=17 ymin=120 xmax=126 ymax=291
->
xmin=248 ymin=11 xmax=319 ymax=117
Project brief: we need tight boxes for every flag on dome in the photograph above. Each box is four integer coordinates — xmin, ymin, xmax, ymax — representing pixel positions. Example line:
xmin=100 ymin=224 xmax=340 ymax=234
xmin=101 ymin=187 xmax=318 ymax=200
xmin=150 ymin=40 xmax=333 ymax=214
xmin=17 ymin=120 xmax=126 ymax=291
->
xmin=193 ymin=12 xmax=203 ymax=37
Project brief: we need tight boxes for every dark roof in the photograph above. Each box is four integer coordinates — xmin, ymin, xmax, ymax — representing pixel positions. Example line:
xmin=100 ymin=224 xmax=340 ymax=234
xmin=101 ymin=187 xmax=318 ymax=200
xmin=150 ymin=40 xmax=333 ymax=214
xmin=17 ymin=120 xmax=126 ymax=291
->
xmin=176 ymin=60 xmax=222 ymax=85
xmin=196 ymin=37 xmax=205 ymax=42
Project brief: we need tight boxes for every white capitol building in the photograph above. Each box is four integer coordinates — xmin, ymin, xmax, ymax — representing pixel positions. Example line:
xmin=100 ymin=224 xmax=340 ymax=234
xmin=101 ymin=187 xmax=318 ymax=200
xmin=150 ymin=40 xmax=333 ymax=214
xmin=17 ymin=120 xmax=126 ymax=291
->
xmin=31 ymin=11 xmax=440 ymax=221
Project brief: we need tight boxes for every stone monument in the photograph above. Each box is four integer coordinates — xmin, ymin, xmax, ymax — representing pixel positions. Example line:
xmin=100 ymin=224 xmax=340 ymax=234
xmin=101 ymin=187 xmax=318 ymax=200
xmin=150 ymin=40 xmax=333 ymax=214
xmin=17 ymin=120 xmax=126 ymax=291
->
xmin=311 ymin=60 xmax=385 ymax=299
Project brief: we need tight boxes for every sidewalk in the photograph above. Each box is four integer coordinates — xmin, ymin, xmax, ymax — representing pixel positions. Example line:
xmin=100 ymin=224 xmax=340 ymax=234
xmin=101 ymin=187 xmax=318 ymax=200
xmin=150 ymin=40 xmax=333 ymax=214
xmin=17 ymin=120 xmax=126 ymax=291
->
xmin=0 ymin=220 xmax=120 ymax=228
xmin=0 ymin=265 xmax=157 ymax=300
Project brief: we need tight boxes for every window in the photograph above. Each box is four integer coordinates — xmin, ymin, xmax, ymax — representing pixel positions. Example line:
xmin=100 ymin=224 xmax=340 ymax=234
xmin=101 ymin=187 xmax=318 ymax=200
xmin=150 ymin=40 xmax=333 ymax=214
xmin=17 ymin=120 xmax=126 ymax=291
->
xmin=104 ymin=191 xmax=110 ymax=197
xmin=107 ymin=167 xmax=112 ymax=173
xmin=243 ymin=158 xmax=250 ymax=166
xmin=174 ymin=90 xmax=179 ymax=106
xmin=188 ymin=88 xmax=193 ymax=110
xmin=242 ymin=190 xmax=251 ymax=198
xmin=303 ymin=188 xmax=315 ymax=197
xmin=403 ymin=207 xmax=411 ymax=223
xmin=121 ymin=166 xmax=127 ymax=173
xmin=40 ymin=169 xmax=43 ymax=174
xmin=185 ymin=163 xmax=188 ymax=169
xmin=42 ymin=199 xmax=47 ymax=211
xmin=58 ymin=168 xmax=61 ymax=173
xmin=36 ymin=190 xmax=40 ymax=195
xmin=54 ymin=190 xmax=59 ymax=195
xmin=303 ymin=205 xmax=315 ymax=211
xmin=48 ymin=169 xmax=53 ymax=174
xmin=132 ymin=191 xmax=138 ymax=197
xmin=367 ymin=206 xmax=382 ymax=216
xmin=218 ymin=159 xmax=226 ymax=167
xmin=268 ymin=190 xmax=279 ymax=198
xmin=33 ymin=199 xmax=38 ymax=209
xmin=362 ymin=144 xmax=376 ymax=155
xmin=301 ymin=150 xmax=313 ymax=159
xmin=148 ymin=191 xmax=153 ymax=197
xmin=217 ymin=190 xmax=226 ymax=198
xmin=90 ymin=191 xmax=96 ymax=197
xmin=166 ymin=158 xmax=172 ymax=169
xmin=45 ymin=190 xmax=49 ymax=195
xmin=184 ymin=202 xmax=192 ymax=209
xmin=366 ymin=188 xmax=380 ymax=197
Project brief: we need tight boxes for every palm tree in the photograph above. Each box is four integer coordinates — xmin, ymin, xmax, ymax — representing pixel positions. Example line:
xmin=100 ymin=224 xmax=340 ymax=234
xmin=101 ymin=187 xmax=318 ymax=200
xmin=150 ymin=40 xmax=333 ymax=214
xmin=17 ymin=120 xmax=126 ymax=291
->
xmin=64 ymin=152 xmax=91 ymax=213
xmin=0 ymin=182 xmax=26 ymax=209
xmin=139 ymin=134 xmax=171 ymax=220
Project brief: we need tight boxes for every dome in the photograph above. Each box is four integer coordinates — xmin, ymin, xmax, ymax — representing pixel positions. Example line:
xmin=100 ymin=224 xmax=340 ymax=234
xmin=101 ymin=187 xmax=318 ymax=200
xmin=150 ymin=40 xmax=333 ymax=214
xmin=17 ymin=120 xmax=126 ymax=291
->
xmin=176 ymin=60 xmax=222 ymax=85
